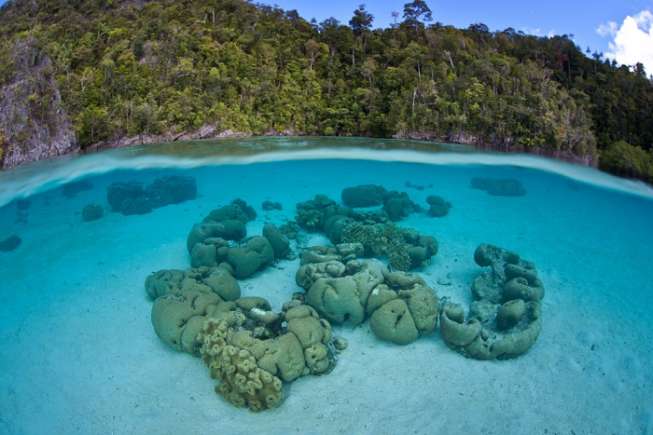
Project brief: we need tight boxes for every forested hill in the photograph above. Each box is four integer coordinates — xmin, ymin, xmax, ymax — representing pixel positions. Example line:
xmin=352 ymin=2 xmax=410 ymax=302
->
xmin=1 ymin=0 xmax=652 ymax=180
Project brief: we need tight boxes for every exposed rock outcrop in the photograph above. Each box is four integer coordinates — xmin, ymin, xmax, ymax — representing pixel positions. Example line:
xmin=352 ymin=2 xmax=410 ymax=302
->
xmin=0 ymin=37 xmax=77 ymax=168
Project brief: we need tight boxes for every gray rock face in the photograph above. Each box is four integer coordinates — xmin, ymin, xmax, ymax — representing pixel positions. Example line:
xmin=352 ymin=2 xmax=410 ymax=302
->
xmin=0 ymin=37 xmax=77 ymax=169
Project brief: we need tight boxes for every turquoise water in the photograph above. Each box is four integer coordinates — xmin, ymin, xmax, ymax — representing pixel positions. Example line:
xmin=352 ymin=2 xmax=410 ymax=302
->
xmin=0 ymin=138 xmax=652 ymax=434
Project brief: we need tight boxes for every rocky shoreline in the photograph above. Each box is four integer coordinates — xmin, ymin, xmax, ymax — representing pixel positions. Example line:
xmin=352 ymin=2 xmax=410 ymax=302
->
xmin=1 ymin=124 xmax=598 ymax=170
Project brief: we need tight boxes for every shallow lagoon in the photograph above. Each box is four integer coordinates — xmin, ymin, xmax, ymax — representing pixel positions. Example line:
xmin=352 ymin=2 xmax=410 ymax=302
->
xmin=1 ymin=138 xmax=652 ymax=434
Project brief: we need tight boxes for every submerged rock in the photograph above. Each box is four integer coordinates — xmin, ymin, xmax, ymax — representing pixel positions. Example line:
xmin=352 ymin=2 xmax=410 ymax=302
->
xmin=107 ymin=181 xmax=152 ymax=215
xmin=62 ymin=180 xmax=93 ymax=198
xmin=107 ymin=175 xmax=197 ymax=215
xmin=426 ymin=195 xmax=451 ymax=217
xmin=382 ymin=190 xmax=421 ymax=221
xmin=471 ymin=177 xmax=526 ymax=197
xmin=15 ymin=199 xmax=30 ymax=210
xmin=262 ymin=200 xmax=283 ymax=211
xmin=341 ymin=184 xmax=387 ymax=208
xmin=0 ymin=235 xmax=21 ymax=252
xmin=146 ymin=175 xmax=197 ymax=208
xmin=81 ymin=203 xmax=103 ymax=222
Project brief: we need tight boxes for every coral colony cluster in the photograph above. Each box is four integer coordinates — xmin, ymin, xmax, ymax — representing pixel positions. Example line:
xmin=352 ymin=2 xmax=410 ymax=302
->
xmin=137 ymin=180 xmax=541 ymax=412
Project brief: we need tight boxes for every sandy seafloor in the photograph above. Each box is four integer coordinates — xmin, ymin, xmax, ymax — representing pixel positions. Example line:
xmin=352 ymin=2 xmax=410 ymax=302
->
xmin=1 ymin=158 xmax=653 ymax=435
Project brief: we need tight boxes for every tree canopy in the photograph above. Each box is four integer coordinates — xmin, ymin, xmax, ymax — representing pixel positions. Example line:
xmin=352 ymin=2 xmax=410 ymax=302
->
xmin=0 ymin=0 xmax=651 ymax=179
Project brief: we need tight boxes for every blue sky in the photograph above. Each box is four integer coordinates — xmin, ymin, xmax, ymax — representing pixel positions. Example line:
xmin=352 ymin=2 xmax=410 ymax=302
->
xmin=261 ymin=0 xmax=652 ymax=55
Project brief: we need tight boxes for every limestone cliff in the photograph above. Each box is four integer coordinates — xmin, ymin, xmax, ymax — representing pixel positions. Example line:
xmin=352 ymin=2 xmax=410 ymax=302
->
xmin=0 ymin=37 xmax=77 ymax=169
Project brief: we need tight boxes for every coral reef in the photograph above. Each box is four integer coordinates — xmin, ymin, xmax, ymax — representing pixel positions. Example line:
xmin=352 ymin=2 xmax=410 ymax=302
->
xmin=107 ymin=175 xmax=197 ymax=215
xmin=297 ymin=244 xmax=439 ymax=345
xmin=426 ymin=195 xmax=451 ymax=217
xmin=471 ymin=177 xmax=526 ymax=197
xmin=151 ymin=289 xmax=222 ymax=354
xmin=382 ymin=190 xmax=421 ymax=221
xmin=440 ymin=244 xmax=544 ymax=359
xmin=296 ymin=194 xmax=437 ymax=271
xmin=146 ymin=261 xmax=343 ymax=412
xmin=81 ymin=203 xmax=103 ymax=222
xmin=226 ymin=236 xmax=274 ymax=279
xmin=145 ymin=265 xmax=241 ymax=302
xmin=0 ymin=234 xmax=21 ymax=252
xmin=278 ymin=221 xmax=301 ymax=240
xmin=143 ymin=195 xmax=547 ymax=413
xmin=197 ymin=299 xmax=341 ymax=412
xmin=146 ymin=264 xmax=242 ymax=354
xmin=262 ymin=223 xmax=291 ymax=260
xmin=340 ymin=222 xmax=438 ymax=271
xmin=341 ymin=184 xmax=387 ymax=208
xmin=187 ymin=199 xmax=255 ymax=252
xmin=296 ymin=194 xmax=350 ymax=232
xmin=186 ymin=202 xmax=290 ymax=278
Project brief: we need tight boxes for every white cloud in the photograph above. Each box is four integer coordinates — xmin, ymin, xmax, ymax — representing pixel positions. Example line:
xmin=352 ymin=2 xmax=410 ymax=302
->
xmin=596 ymin=21 xmax=617 ymax=37
xmin=598 ymin=10 xmax=653 ymax=75
xmin=521 ymin=27 xmax=557 ymax=39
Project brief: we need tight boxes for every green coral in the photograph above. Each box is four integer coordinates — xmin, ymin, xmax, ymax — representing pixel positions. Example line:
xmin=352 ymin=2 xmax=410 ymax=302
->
xmin=440 ymin=244 xmax=545 ymax=360
xmin=341 ymin=222 xmax=437 ymax=271
xmin=369 ymin=299 xmax=419 ymax=345
xmin=151 ymin=290 xmax=222 ymax=354
xmin=196 ymin=302 xmax=341 ymax=412
xmin=145 ymin=265 xmax=241 ymax=302
xmin=296 ymin=195 xmax=350 ymax=232
xmin=226 ymin=236 xmax=274 ymax=279
xmin=199 ymin=313 xmax=283 ymax=412
xmin=298 ymin=244 xmax=439 ymax=345
xmin=262 ymin=223 xmax=291 ymax=260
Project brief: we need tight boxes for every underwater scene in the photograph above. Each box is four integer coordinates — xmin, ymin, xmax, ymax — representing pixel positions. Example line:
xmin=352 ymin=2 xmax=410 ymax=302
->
xmin=1 ymin=137 xmax=652 ymax=434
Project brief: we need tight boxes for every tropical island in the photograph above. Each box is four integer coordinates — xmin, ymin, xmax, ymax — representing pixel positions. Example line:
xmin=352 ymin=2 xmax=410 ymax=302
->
xmin=0 ymin=0 xmax=652 ymax=181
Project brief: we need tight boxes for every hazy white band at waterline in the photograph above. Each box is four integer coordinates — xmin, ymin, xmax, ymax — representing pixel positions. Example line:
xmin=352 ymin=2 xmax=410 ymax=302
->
xmin=0 ymin=147 xmax=651 ymax=206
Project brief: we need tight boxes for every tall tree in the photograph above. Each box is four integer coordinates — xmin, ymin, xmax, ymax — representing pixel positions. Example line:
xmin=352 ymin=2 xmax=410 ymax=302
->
xmin=349 ymin=4 xmax=373 ymax=36
xmin=349 ymin=4 xmax=374 ymax=65
xmin=402 ymin=0 xmax=433 ymax=28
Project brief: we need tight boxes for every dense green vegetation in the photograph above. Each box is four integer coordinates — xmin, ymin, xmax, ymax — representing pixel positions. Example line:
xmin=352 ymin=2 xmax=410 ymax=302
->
xmin=599 ymin=141 xmax=653 ymax=182
xmin=0 ymin=0 xmax=652 ymax=178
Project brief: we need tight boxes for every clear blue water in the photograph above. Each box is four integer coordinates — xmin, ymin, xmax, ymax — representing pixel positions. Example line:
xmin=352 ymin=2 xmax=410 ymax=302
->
xmin=0 ymin=138 xmax=652 ymax=434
